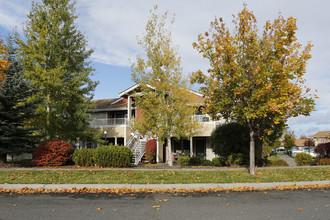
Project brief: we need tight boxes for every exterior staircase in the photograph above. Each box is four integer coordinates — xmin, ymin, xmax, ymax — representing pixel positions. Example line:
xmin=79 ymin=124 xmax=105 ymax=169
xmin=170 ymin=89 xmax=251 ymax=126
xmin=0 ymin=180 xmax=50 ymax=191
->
xmin=126 ymin=134 xmax=146 ymax=165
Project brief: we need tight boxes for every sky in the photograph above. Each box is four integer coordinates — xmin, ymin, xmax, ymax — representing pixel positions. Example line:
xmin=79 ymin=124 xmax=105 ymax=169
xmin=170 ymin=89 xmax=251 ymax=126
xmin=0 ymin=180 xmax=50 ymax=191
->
xmin=0 ymin=0 xmax=329 ymax=137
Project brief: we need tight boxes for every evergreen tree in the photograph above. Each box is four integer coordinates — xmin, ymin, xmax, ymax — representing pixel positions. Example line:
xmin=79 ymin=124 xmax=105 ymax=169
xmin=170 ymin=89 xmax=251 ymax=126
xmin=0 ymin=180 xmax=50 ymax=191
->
xmin=0 ymin=34 xmax=39 ymax=162
xmin=19 ymin=0 xmax=98 ymax=142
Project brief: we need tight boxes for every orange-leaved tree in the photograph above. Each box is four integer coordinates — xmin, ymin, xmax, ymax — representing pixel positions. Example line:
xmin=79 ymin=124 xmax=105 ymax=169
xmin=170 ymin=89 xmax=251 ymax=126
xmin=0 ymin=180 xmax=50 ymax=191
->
xmin=0 ymin=37 xmax=10 ymax=86
xmin=191 ymin=6 xmax=316 ymax=175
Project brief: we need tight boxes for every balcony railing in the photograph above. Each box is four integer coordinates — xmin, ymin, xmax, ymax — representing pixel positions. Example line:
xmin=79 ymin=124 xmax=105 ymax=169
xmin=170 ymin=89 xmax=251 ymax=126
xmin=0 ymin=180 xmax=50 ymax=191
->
xmin=194 ymin=115 xmax=211 ymax=123
xmin=90 ymin=118 xmax=128 ymax=128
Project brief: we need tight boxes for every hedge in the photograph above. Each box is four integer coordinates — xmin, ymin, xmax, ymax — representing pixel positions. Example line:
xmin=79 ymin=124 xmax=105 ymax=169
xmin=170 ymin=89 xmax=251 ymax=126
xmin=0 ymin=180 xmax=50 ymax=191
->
xmin=94 ymin=145 xmax=133 ymax=167
xmin=72 ymin=148 xmax=95 ymax=167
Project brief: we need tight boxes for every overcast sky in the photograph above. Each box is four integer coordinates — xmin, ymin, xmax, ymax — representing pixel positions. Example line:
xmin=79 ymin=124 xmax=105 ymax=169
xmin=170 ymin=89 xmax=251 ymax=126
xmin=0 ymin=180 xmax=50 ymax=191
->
xmin=0 ymin=0 xmax=329 ymax=137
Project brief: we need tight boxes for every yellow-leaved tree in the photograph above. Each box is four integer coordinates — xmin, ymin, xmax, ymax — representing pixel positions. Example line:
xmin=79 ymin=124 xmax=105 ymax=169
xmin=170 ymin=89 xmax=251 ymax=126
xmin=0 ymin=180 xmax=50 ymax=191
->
xmin=191 ymin=6 xmax=316 ymax=174
xmin=0 ymin=37 xmax=9 ymax=86
xmin=131 ymin=6 xmax=200 ymax=165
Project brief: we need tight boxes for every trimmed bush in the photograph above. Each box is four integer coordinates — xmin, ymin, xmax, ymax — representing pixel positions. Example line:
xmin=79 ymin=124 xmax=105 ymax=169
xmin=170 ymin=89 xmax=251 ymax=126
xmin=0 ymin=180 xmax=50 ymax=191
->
xmin=315 ymin=158 xmax=330 ymax=165
xmin=94 ymin=145 xmax=132 ymax=167
xmin=294 ymin=152 xmax=313 ymax=166
xmin=145 ymin=139 xmax=157 ymax=163
xmin=177 ymin=156 xmax=190 ymax=166
xmin=269 ymin=160 xmax=289 ymax=166
xmin=212 ymin=157 xmax=226 ymax=166
xmin=210 ymin=122 xmax=250 ymax=158
xmin=33 ymin=139 xmax=74 ymax=166
xmin=227 ymin=153 xmax=246 ymax=166
xmin=314 ymin=143 xmax=330 ymax=158
xmin=201 ymin=159 xmax=213 ymax=166
xmin=189 ymin=157 xmax=202 ymax=166
xmin=72 ymin=148 xmax=95 ymax=167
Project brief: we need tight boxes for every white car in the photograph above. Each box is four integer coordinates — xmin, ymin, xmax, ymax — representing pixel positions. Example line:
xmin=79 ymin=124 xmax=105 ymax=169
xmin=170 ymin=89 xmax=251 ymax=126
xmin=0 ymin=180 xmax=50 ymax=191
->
xmin=289 ymin=147 xmax=303 ymax=157
xmin=301 ymin=148 xmax=318 ymax=158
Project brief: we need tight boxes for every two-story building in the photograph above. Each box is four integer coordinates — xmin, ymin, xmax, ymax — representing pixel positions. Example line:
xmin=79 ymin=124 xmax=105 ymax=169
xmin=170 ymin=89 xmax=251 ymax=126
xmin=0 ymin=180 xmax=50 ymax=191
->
xmin=311 ymin=131 xmax=330 ymax=146
xmin=87 ymin=84 xmax=224 ymax=164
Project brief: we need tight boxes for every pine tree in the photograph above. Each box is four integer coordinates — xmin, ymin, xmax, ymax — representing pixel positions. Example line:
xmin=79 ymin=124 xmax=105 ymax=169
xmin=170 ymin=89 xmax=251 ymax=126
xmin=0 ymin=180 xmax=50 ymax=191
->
xmin=0 ymin=34 xmax=39 ymax=162
xmin=19 ymin=0 xmax=98 ymax=142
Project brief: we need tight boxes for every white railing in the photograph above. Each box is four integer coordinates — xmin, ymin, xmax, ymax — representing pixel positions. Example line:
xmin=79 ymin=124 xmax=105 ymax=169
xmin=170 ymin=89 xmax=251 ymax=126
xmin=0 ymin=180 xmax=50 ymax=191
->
xmin=89 ymin=118 xmax=127 ymax=127
xmin=194 ymin=115 xmax=211 ymax=123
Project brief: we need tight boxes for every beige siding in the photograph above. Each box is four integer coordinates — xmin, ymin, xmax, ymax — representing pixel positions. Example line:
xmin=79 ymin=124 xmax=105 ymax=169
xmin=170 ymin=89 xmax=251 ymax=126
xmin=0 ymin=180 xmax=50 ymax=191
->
xmin=195 ymin=123 xmax=216 ymax=136
xmin=105 ymin=127 xmax=125 ymax=137
xmin=205 ymin=138 xmax=216 ymax=160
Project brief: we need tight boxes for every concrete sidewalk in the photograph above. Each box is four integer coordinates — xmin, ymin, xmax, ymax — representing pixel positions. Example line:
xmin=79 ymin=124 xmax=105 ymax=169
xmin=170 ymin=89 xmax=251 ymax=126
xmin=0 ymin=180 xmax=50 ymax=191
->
xmin=1 ymin=180 xmax=329 ymax=190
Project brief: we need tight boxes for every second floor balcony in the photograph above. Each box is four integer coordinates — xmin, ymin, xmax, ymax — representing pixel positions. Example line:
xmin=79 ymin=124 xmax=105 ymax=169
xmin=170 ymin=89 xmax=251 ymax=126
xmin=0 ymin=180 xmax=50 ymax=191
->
xmin=89 ymin=118 xmax=128 ymax=128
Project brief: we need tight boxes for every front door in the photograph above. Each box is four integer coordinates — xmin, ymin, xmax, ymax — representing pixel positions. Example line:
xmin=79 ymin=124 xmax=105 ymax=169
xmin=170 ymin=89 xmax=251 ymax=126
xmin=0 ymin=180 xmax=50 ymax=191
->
xmin=195 ymin=138 xmax=206 ymax=158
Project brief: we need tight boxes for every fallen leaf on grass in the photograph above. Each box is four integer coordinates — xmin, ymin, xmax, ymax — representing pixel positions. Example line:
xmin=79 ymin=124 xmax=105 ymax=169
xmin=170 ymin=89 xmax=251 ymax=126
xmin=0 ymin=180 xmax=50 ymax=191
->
xmin=97 ymin=208 xmax=102 ymax=211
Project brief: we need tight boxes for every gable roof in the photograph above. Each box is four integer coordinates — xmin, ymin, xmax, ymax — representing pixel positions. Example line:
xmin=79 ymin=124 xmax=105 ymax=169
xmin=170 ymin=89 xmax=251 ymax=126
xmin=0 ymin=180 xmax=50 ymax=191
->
xmin=295 ymin=139 xmax=306 ymax=147
xmin=119 ymin=83 xmax=204 ymax=104
xmin=90 ymin=98 xmax=129 ymax=111
xmin=311 ymin=131 xmax=330 ymax=138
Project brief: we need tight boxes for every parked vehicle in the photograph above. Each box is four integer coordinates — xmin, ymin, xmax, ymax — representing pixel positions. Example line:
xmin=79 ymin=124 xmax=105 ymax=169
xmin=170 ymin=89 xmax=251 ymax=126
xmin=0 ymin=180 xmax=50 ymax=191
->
xmin=289 ymin=147 xmax=303 ymax=157
xmin=272 ymin=148 xmax=288 ymax=155
xmin=300 ymin=147 xmax=318 ymax=158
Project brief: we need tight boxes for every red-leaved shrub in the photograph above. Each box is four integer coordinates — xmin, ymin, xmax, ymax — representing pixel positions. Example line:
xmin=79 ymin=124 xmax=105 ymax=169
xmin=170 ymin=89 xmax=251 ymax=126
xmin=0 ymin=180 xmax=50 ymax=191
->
xmin=33 ymin=139 xmax=74 ymax=166
xmin=314 ymin=143 xmax=330 ymax=158
xmin=145 ymin=139 xmax=157 ymax=163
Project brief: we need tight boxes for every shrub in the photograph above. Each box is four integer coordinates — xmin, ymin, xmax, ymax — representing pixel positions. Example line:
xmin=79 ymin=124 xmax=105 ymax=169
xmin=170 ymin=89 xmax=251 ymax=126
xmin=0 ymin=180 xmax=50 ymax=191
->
xmin=33 ymin=139 xmax=74 ymax=166
xmin=201 ymin=159 xmax=213 ymax=166
xmin=314 ymin=143 xmax=330 ymax=158
xmin=145 ymin=139 xmax=157 ymax=163
xmin=72 ymin=148 xmax=95 ymax=166
xmin=189 ymin=157 xmax=202 ymax=166
xmin=269 ymin=160 xmax=289 ymax=166
xmin=177 ymin=156 xmax=190 ymax=166
xmin=294 ymin=152 xmax=313 ymax=166
xmin=210 ymin=122 xmax=250 ymax=158
xmin=315 ymin=158 xmax=330 ymax=165
xmin=256 ymin=157 xmax=271 ymax=167
xmin=94 ymin=145 xmax=132 ymax=167
xmin=227 ymin=153 xmax=247 ymax=166
xmin=212 ymin=157 xmax=226 ymax=166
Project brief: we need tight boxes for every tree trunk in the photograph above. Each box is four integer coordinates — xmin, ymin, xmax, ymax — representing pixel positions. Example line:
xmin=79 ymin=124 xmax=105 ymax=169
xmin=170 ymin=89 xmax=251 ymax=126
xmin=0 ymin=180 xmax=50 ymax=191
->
xmin=249 ymin=129 xmax=256 ymax=175
xmin=167 ymin=136 xmax=173 ymax=166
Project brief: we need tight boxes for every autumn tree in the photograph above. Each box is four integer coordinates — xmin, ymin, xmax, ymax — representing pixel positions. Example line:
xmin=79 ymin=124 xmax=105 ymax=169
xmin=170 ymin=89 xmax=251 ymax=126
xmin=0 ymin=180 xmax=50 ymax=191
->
xmin=0 ymin=34 xmax=40 ymax=162
xmin=0 ymin=37 xmax=10 ymax=86
xmin=131 ymin=6 xmax=200 ymax=165
xmin=283 ymin=131 xmax=296 ymax=151
xmin=304 ymin=138 xmax=315 ymax=147
xmin=191 ymin=6 xmax=316 ymax=174
xmin=19 ymin=0 xmax=98 ymax=142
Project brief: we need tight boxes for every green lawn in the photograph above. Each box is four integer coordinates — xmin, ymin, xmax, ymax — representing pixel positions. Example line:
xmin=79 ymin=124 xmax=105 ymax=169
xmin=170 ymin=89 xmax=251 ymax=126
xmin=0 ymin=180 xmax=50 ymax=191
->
xmin=268 ymin=155 xmax=283 ymax=161
xmin=0 ymin=167 xmax=329 ymax=184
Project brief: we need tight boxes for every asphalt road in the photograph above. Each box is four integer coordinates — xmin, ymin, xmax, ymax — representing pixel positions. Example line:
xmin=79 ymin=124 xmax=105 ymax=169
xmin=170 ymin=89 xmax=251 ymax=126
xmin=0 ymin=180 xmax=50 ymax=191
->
xmin=0 ymin=189 xmax=329 ymax=220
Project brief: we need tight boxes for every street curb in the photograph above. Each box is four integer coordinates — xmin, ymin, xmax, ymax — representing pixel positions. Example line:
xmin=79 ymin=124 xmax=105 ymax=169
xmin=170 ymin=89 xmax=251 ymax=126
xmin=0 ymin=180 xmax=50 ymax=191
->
xmin=1 ymin=180 xmax=329 ymax=190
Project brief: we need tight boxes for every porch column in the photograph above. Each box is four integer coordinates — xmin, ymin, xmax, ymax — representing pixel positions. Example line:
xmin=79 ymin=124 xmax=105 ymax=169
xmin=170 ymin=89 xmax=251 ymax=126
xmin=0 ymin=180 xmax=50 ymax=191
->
xmin=127 ymin=95 xmax=132 ymax=123
xmin=124 ymin=125 xmax=127 ymax=145
xmin=190 ymin=137 xmax=193 ymax=157
xmin=115 ymin=137 xmax=117 ymax=145
xmin=156 ymin=138 xmax=159 ymax=163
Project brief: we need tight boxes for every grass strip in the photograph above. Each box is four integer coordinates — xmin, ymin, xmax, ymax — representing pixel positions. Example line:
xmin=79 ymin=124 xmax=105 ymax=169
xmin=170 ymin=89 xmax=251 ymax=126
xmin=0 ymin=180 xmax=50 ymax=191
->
xmin=0 ymin=167 xmax=329 ymax=184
